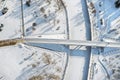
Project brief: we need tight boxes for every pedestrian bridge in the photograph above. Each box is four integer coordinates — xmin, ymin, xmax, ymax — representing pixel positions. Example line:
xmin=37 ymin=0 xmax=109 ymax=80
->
xmin=0 ymin=37 xmax=120 ymax=48
xmin=24 ymin=38 xmax=120 ymax=48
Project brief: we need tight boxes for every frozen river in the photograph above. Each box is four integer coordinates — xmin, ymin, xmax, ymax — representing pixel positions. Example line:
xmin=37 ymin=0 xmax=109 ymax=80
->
xmin=63 ymin=0 xmax=91 ymax=80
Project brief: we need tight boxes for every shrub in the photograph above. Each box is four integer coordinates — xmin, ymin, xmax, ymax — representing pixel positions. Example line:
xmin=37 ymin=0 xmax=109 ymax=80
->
xmin=0 ymin=24 xmax=3 ymax=28
xmin=40 ymin=7 xmax=45 ymax=13
xmin=26 ymin=0 xmax=31 ymax=7
xmin=0 ymin=28 xmax=2 ymax=32
xmin=32 ymin=23 xmax=37 ymax=26
xmin=2 ymin=7 xmax=8 ymax=15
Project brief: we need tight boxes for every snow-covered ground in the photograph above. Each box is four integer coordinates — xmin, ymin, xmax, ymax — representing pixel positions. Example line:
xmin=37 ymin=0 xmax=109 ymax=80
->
xmin=0 ymin=44 xmax=67 ymax=80
xmin=23 ymin=0 xmax=67 ymax=39
xmin=0 ymin=0 xmax=92 ymax=80
xmin=0 ymin=0 xmax=22 ymax=40
xmin=87 ymin=0 xmax=120 ymax=80
xmin=0 ymin=0 xmax=69 ymax=80
xmin=0 ymin=0 xmax=68 ymax=40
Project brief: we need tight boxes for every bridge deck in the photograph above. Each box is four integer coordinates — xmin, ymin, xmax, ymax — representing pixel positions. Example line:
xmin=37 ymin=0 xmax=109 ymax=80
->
xmin=0 ymin=38 xmax=120 ymax=47
xmin=24 ymin=38 xmax=120 ymax=48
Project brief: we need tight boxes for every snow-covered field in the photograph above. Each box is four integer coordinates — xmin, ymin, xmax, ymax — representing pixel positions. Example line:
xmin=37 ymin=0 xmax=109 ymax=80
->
xmin=0 ymin=44 xmax=67 ymax=80
xmin=0 ymin=0 xmax=68 ymax=80
xmin=0 ymin=0 xmax=22 ymax=40
xmin=23 ymin=0 xmax=67 ymax=38
xmin=0 ymin=0 xmax=68 ymax=40
xmin=87 ymin=0 xmax=120 ymax=80
xmin=0 ymin=0 xmax=92 ymax=80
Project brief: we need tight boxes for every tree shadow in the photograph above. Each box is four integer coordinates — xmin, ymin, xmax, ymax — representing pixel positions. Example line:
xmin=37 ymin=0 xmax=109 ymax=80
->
xmin=71 ymin=12 xmax=84 ymax=27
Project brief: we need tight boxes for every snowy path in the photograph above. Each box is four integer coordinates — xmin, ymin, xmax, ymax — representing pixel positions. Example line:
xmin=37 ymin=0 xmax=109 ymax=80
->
xmin=59 ymin=0 xmax=69 ymax=39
